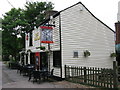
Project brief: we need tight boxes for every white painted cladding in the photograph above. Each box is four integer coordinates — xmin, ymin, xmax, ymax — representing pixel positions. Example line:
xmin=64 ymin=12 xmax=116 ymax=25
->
xmin=60 ymin=4 xmax=115 ymax=78
xmin=50 ymin=52 xmax=61 ymax=77
xmin=25 ymin=2 xmax=115 ymax=78
xmin=48 ymin=16 xmax=61 ymax=77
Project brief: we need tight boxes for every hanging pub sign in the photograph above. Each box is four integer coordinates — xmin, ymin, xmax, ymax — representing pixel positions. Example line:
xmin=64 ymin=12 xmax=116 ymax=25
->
xmin=40 ymin=26 xmax=53 ymax=43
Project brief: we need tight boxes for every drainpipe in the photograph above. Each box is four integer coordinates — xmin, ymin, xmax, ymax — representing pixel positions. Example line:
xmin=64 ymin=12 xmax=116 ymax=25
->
xmin=59 ymin=14 xmax=62 ymax=78
xmin=48 ymin=43 xmax=50 ymax=72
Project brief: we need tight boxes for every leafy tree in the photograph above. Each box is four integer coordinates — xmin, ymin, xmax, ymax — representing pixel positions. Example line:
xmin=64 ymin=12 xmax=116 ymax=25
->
xmin=2 ymin=8 xmax=26 ymax=61
xmin=2 ymin=1 xmax=54 ymax=61
xmin=23 ymin=1 xmax=54 ymax=32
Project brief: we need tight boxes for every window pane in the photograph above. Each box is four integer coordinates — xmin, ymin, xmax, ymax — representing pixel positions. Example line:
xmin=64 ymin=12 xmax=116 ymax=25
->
xmin=73 ymin=51 xmax=78 ymax=58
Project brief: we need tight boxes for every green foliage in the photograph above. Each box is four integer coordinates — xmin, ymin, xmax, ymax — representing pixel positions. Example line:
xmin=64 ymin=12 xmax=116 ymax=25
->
xmin=2 ymin=1 xmax=54 ymax=61
xmin=84 ymin=50 xmax=91 ymax=57
xmin=24 ymin=1 xmax=54 ymax=31
xmin=110 ymin=52 xmax=117 ymax=57
xmin=36 ymin=46 xmax=46 ymax=50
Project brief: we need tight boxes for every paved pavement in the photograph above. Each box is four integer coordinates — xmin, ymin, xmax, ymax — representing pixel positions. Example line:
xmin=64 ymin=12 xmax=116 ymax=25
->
xmin=2 ymin=62 xmax=94 ymax=88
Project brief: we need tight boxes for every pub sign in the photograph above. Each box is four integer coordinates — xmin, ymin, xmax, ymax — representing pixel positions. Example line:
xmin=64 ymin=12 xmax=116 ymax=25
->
xmin=40 ymin=26 xmax=53 ymax=43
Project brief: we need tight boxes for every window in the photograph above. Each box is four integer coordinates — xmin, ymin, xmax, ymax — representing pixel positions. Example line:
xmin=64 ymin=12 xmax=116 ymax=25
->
xmin=73 ymin=51 xmax=78 ymax=58
xmin=53 ymin=51 xmax=61 ymax=67
xmin=29 ymin=31 xmax=33 ymax=46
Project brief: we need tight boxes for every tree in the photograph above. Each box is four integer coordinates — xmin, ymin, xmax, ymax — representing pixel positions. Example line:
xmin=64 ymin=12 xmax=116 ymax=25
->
xmin=23 ymin=1 xmax=54 ymax=32
xmin=2 ymin=1 xmax=54 ymax=61
xmin=2 ymin=8 xmax=26 ymax=61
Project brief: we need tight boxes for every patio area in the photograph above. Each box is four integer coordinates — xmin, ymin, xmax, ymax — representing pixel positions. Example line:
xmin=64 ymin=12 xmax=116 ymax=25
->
xmin=2 ymin=62 xmax=95 ymax=88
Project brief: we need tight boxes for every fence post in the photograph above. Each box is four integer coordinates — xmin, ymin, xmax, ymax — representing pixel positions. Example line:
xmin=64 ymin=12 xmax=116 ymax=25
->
xmin=65 ymin=65 xmax=66 ymax=79
xmin=113 ymin=61 xmax=118 ymax=88
xmin=84 ymin=67 xmax=87 ymax=83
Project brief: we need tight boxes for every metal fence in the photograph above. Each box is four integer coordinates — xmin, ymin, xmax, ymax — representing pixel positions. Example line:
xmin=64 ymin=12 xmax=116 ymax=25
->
xmin=65 ymin=61 xmax=118 ymax=88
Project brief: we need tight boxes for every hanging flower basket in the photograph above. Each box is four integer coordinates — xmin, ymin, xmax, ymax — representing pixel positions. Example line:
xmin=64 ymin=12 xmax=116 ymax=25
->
xmin=36 ymin=46 xmax=46 ymax=50
xmin=27 ymin=49 xmax=32 ymax=53
xmin=110 ymin=52 xmax=117 ymax=57
xmin=84 ymin=50 xmax=91 ymax=57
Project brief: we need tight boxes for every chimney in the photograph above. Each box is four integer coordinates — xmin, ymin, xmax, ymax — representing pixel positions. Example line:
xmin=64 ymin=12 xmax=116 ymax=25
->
xmin=115 ymin=2 xmax=120 ymax=64
xmin=115 ymin=22 xmax=120 ymax=45
xmin=44 ymin=10 xmax=58 ymax=20
xmin=116 ymin=1 xmax=120 ymax=45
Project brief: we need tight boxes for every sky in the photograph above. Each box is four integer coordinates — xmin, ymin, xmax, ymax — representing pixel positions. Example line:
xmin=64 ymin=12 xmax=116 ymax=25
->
xmin=0 ymin=0 xmax=120 ymax=30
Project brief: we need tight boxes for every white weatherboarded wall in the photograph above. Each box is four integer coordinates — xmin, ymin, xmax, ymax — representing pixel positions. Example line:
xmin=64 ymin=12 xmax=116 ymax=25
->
xmin=49 ymin=16 xmax=61 ymax=77
xmin=60 ymin=3 xmax=115 ymax=78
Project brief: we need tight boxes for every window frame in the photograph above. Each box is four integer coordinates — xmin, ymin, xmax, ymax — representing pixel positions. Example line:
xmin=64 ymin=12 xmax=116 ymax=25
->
xmin=73 ymin=51 xmax=79 ymax=58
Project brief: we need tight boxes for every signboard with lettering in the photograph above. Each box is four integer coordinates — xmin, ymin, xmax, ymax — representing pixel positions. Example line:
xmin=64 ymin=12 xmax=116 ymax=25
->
xmin=34 ymin=32 xmax=40 ymax=41
xmin=33 ymin=28 xmax=40 ymax=47
xmin=40 ymin=26 xmax=53 ymax=43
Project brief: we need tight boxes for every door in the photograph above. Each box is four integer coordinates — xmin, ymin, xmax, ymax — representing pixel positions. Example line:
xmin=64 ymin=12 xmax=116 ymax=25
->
xmin=35 ymin=52 xmax=40 ymax=70
xmin=40 ymin=52 xmax=48 ymax=70
xmin=30 ymin=53 xmax=35 ymax=65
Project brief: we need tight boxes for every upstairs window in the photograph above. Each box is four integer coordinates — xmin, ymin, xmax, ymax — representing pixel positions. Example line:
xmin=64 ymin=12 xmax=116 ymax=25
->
xmin=73 ymin=51 xmax=78 ymax=58
xmin=29 ymin=31 xmax=33 ymax=46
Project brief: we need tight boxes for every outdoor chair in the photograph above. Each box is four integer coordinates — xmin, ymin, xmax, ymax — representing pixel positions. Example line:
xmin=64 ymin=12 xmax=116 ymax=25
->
xmin=17 ymin=64 xmax=22 ymax=73
xmin=45 ymin=69 xmax=54 ymax=80
xmin=19 ymin=65 xmax=24 ymax=75
xmin=21 ymin=66 xmax=28 ymax=76
xmin=32 ymin=70 xmax=43 ymax=83
xmin=28 ymin=70 xmax=34 ymax=81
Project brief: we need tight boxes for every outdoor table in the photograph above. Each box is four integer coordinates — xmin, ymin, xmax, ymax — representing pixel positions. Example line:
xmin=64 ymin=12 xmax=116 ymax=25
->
xmin=30 ymin=70 xmax=48 ymax=83
xmin=21 ymin=65 xmax=34 ymax=76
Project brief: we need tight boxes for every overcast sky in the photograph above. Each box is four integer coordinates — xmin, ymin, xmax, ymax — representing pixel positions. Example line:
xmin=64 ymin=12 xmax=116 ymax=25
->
xmin=0 ymin=0 xmax=120 ymax=30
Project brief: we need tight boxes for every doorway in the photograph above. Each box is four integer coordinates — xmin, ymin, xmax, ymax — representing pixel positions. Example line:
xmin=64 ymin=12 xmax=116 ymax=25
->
xmin=40 ymin=52 xmax=48 ymax=70
xmin=30 ymin=53 xmax=35 ymax=65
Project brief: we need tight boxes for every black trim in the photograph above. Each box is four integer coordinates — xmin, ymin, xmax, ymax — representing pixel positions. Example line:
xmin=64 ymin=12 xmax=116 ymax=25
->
xmin=59 ymin=14 xmax=62 ymax=78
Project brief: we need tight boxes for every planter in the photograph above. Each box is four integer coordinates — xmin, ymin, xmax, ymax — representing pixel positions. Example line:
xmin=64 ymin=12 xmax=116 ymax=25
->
xmin=36 ymin=46 xmax=46 ymax=50
xmin=84 ymin=50 xmax=91 ymax=57
xmin=110 ymin=52 xmax=117 ymax=58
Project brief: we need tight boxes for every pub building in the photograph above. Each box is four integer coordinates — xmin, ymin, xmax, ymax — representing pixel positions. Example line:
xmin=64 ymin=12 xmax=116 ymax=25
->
xmin=20 ymin=2 xmax=115 ymax=79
